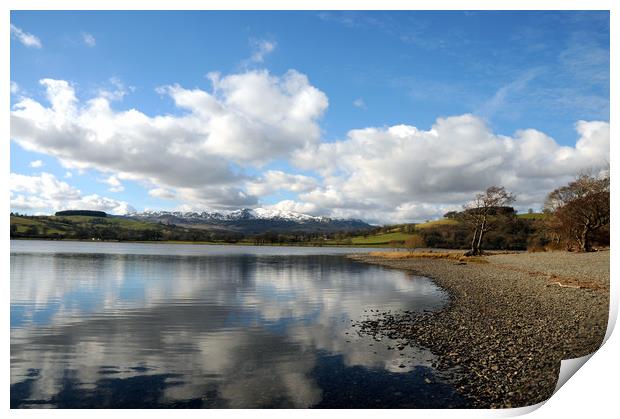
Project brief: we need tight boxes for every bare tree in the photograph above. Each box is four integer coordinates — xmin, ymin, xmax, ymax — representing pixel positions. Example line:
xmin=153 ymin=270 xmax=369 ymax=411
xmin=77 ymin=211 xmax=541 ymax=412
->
xmin=459 ymin=186 xmax=516 ymax=256
xmin=404 ymin=235 xmax=425 ymax=252
xmin=544 ymin=173 xmax=610 ymax=252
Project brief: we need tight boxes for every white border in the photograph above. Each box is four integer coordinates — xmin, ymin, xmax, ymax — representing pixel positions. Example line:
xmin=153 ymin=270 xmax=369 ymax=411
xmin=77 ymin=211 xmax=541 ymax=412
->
xmin=2 ymin=0 xmax=617 ymax=11
xmin=3 ymin=1 xmax=617 ymax=418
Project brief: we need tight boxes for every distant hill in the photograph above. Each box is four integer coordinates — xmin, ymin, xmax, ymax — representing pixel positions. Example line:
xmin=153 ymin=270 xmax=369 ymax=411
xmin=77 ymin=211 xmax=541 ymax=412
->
xmin=10 ymin=214 xmax=174 ymax=241
xmin=55 ymin=210 xmax=107 ymax=217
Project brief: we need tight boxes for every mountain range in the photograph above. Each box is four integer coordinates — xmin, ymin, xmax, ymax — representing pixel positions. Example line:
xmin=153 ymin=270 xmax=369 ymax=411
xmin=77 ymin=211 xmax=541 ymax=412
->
xmin=126 ymin=208 xmax=373 ymax=234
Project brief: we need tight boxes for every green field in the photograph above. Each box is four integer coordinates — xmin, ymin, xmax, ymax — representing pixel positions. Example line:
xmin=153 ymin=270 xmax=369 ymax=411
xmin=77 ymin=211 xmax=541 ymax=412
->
xmin=323 ymin=231 xmax=417 ymax=246
xmin=414 ymin=219 xmax=459 ymax=229
xmin=9 ymin=214 xmax=175 ymax=242
xmin=350 ymin=231 xmax=416 ymax=245
xmin=10 ymin=215 xmax=160 ymax=234
xmin=10 ymin=216 xmax=67 ymax=235
xmin=323 ymin=219 xmax=460 ymax=246
xmin=517 ymin=212 xmax=545 ymax=220
xmin=54 ymin=215 xmax=161 ymax=229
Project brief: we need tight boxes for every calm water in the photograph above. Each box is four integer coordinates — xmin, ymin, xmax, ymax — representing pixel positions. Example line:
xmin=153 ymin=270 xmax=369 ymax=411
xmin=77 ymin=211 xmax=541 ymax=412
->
xmin=11 ymin=240 xmax=467 ymax=408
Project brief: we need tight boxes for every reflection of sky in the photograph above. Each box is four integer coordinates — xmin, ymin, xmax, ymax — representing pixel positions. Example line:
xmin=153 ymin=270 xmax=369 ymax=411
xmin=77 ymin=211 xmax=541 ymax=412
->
xmin=11 ymin=242 xmax=465 ymax=408
xmin=10 ymin=239 xmax=386 ymax=256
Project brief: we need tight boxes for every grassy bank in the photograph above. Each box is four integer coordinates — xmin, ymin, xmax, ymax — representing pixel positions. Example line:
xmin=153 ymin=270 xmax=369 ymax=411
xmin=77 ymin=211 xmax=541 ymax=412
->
xmin=366 ymin=250 xmax=489 ymax=264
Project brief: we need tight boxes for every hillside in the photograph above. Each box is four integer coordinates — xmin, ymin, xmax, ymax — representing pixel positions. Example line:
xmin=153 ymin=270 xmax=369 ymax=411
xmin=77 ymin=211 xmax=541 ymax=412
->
xmin=325 ymin=212 xmax=548 ymax=249
xmin=325 ymin=231 xmax=416 ymax=246
xmin=9 ymin=214 xmax=263 ymax=242
xmin=414 ymin=219 xmax=459 ymax=229
xmin=10 ymin=215 xmax=178 ymax=241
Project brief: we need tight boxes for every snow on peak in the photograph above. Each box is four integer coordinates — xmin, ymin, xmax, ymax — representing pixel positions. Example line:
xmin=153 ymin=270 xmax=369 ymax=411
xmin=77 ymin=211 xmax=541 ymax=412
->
xmin=129 ymin=207 xmax=328 ymax=222
xmin=252 ymin=207 xmax=320 ymax=221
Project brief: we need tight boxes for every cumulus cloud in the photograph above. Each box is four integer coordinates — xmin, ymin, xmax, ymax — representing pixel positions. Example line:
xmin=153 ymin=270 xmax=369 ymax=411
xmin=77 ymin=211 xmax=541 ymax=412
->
xmin=82 ymin=32 xmax=96 ymax=47
xmin=102 ymin=175 xmax=124 ymax=192
xmin=9 ymin=73 xmax=609 ymax=223
xmin=292 ymin=115 xmax=609 ymax=223
xmin=29 ymin=160 xmax=43 ymax=168
xmin=246 ymin=170 xmax=319 ymax=196
xmin=10 ymin=172 xmax=133 ymax=214
xmin=148 ymin=187 xmax=176 ymax=200
xmin=10 ymin=24 xmax=42 ymax=48
xmin=160 ymin=186 xmax=257 ymax=210
xmin=11 ymin=81 xmax=20 ymax=95
xmin=10 ymin=71 xmax=328 ymax=209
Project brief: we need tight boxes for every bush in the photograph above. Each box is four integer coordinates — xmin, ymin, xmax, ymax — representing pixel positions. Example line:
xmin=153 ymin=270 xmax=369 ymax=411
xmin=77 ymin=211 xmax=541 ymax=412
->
xmin=404 ymin=235 xmax=426 ymax=251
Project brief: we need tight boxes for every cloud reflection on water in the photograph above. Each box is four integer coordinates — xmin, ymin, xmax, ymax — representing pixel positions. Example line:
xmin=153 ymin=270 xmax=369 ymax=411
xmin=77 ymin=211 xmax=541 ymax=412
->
xmin=11 ymin=244 xmax=462 ymax=408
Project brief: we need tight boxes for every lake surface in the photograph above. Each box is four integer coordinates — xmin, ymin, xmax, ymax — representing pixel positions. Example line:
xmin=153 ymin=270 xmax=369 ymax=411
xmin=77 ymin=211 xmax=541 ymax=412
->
xmin=11 ymin=240 xmax=467 ymax=408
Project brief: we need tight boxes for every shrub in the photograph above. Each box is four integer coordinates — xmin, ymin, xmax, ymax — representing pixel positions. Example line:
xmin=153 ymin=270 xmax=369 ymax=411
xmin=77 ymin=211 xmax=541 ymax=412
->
xmin=404 ymin=235 xmax=426 ymax=251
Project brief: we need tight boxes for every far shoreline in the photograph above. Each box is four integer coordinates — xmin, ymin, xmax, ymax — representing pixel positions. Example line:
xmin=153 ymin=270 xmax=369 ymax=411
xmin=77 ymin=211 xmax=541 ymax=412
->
xmin=8 ymin=237 xmax=419 ymax=249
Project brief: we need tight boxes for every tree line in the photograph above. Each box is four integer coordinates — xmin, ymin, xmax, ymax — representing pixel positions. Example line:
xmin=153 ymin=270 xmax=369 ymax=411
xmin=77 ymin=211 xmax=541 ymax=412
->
xmin=408 ymin=172 xmax=609 ymax=254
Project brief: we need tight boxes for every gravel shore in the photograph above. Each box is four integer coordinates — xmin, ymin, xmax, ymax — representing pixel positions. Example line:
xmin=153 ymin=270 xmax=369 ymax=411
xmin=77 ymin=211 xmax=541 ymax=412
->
xmin=349 ymin=250 xmax=609 ymax=408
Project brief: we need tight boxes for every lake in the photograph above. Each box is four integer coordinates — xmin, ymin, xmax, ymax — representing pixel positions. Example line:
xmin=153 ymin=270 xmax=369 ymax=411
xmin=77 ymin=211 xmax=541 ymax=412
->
xmin=10 ymin=240 xmax=468 ymax=408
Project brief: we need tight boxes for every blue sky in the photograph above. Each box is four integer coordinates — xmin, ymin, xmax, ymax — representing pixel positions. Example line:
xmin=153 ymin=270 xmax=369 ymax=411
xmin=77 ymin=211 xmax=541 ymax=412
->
xmin=10 ymin=11 xmax=610 ymax=223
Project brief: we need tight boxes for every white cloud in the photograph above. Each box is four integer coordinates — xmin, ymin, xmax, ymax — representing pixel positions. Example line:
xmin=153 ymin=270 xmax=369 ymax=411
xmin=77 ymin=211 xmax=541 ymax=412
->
xmin=353 ymin=98 xmax=367 ymax=109
xmin=99 ymin=77 xmax=132 ymax=101
xmin=10 ymin=71 xmax=328 ymax=209
xmin=476 ymin=69 xmax=539 ymax=118
xmin=246 ymin=170 xmax=319 ymax=196
xmin=151 ymin=185 xmax=256 ymax=210
xmin=248 ymin=38 xmax=276 ymax=63
xmin=29 ymin=160 xmax=43 ymax=168
xmin=11 ymin=81 xmax=19 ymax=95
xmin=10 ymin=24 xmax=42 ymax=48
xmin=102 ymin=175 xmax=124 ymax=192
xmin=64 ymin=171 xmax=73 ymax=178
xmin=148 ymin=188 xmax=176 ymax=200
xmin=104 ymin=175 xmax=121 ymax=186
xmin=82 ymin=32 xmax=96 ymax=47
xmin=9 ymin=74 xmax=610 ymax=223
xmin=10 ymin=172 xmax=133 ymax=214
xmin=292 ymin=115 xmax=609 ymax=223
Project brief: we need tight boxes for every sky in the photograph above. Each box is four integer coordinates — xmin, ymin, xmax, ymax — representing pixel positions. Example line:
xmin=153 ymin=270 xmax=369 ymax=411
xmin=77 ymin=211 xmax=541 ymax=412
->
xmin=9 ymin=10 xmax=610 ymax=224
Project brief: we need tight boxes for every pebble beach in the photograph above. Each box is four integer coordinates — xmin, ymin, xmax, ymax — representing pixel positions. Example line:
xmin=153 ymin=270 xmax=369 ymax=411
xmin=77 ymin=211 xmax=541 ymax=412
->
xmin=349 ymin=250 xmax=610 ymax=408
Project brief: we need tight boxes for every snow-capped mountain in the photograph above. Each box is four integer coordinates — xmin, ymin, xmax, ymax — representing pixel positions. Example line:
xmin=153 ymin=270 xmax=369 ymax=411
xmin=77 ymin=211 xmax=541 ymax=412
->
xmin=233 ymin=208 xmax=326 ymax=221
xmin=130 ymin=208 xmax=325 ymax=221
xmin=126 ymin=208 xmax=371 ymax=234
